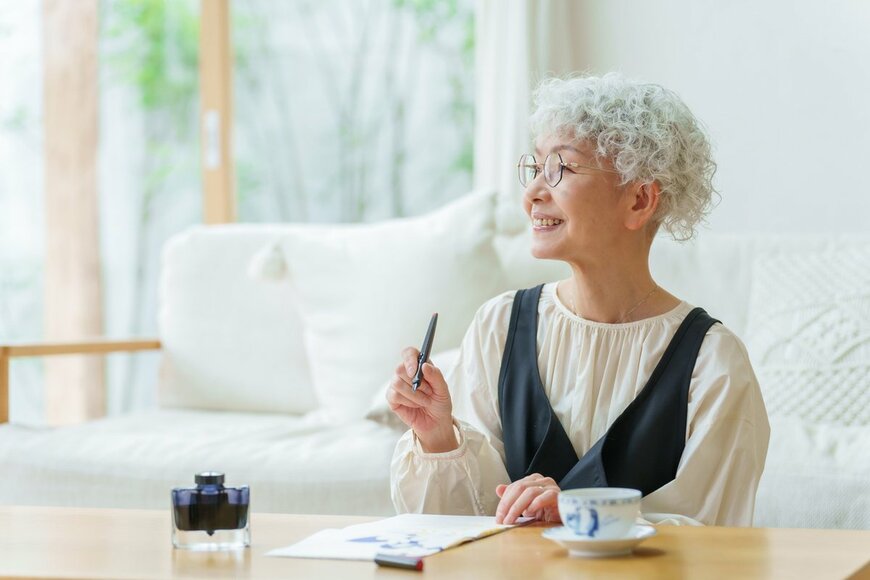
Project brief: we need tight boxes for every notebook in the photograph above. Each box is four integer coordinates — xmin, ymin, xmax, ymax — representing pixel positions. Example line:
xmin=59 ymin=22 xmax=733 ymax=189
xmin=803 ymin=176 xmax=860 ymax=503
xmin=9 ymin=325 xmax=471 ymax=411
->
xmin=266 ymin=514 xmax=533 ymax=561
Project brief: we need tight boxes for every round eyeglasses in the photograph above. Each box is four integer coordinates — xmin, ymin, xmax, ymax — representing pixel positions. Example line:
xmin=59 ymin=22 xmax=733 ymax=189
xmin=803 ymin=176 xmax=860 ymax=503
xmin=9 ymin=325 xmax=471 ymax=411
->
xmin=517 ymin=153 xmax=618 ymax=187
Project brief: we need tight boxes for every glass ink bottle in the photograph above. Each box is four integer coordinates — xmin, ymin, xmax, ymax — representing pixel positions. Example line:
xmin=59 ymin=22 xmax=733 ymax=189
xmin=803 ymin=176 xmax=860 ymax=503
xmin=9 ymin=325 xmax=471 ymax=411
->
xmin=171 ymin=472 xmax=250 ymax=551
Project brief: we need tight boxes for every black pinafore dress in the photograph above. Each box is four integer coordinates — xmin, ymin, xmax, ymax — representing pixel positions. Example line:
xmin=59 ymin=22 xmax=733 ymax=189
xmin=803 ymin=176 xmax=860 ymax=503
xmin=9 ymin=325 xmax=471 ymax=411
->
xmin=497 ymin=284 xmax=719 ymax=494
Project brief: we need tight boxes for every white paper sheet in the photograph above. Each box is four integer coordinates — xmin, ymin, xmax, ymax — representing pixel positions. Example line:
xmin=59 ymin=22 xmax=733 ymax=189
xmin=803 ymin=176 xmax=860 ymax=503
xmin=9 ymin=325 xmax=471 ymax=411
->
xmin=266 ymin=514 xmax=533 ymax=561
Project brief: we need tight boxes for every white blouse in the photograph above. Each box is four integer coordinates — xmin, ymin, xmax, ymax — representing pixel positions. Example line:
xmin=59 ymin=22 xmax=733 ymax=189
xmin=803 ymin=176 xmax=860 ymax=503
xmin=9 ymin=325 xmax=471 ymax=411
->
xmin=390 ymin=283 xmax=770 ymax=526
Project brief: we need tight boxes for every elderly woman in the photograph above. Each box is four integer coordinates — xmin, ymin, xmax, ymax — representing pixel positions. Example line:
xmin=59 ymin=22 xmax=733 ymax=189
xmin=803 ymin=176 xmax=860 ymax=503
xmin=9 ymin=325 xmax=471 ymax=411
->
xmin=387 ymin=73 xmax=769 ymax=527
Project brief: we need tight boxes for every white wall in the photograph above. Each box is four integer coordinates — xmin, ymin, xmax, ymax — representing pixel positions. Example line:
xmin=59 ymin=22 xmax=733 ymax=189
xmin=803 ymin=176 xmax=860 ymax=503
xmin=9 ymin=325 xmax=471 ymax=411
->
xmin=571 ymin=0 xmax=870 ymax=234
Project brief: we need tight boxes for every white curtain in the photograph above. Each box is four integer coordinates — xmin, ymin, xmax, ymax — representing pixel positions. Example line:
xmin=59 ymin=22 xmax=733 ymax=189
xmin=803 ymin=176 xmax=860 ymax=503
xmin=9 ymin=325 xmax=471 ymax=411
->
xmin=473 ymin=0 xmax=584 ymax=234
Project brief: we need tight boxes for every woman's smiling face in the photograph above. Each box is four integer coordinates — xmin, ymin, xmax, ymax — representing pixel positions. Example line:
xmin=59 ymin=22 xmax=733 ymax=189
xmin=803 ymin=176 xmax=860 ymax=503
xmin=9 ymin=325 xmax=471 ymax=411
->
xmin=522 ymin=133 xmax=627 ymax=263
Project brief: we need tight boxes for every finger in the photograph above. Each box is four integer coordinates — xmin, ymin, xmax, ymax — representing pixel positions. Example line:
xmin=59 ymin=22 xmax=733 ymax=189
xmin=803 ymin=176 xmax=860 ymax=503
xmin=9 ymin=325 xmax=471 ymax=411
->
xmin=504 ymin=487 xmax=543 ymax=524
xmin=495 ymin=476 xmax=548 ymax=520
xmin=390 ymin=368 xmax=440 ymax=410
xmin=519 ymin=474 xmax=558 ymax=493
xmin=543 ymin=507 xmax=561 ymax=523
xmin=534 ymin=476 xmax=558 ymax=488
xmin=524 ymin=473 xmax=557 ymax=488
xmin=393 ymin=375 xmax=438 ymax=408
xmin=421 ymin=363 xmax=448 ymax=395
xmin=394 ymin=363 xmax=413 ymax=387
xmin=422 ymin=362 xmax=441 ymax=377
xmin=386 ymin=384 xmax=423 ymax=410
xmin=410 ymin=377 xmax=434 ymax=393
xmin=400 ymin=347 xmax=421 ymax=376
xmin=400 ymin=346 xmax=420 ymax=360
xmin=387 ymin=389 xmax=420 ymax=409
xmin=525 ymin=488 xmax=559 ymax=514
xmin=495 ymin=484 xmax=513 ymax=522
xmin=496 ymin=475 xmax=540 ymax=506
xmin=496 ymin=482 xmax=529 ymax=523
xmin=389 ymin=388 xmax=427 ymax=410
xmin=387 ymin=376 xmax=430 ymax=406
xmin=517 ymin=473 xmax=545 ymax=485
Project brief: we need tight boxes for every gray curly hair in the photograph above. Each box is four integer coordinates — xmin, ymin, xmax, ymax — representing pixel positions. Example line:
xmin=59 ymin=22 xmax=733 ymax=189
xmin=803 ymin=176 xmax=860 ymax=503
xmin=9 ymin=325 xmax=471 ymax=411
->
xmin=529 ymin=73 xmax=718 ymax=241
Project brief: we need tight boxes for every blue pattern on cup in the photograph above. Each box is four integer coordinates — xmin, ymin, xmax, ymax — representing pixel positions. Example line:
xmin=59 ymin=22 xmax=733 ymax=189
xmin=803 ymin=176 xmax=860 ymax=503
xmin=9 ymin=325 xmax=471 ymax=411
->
xmin=566 ymin=507 xmax=600 ymax=537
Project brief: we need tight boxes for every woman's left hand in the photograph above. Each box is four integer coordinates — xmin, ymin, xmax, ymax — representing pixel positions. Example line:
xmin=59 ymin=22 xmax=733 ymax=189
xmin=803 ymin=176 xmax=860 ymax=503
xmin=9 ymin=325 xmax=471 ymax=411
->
xmin=494 ymin=473 xmax=561 ymax=524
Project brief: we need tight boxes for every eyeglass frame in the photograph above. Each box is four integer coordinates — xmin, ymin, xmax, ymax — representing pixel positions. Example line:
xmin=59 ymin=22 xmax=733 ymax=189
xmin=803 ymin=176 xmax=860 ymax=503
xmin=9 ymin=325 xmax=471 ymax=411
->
xmin=516 ymin=152 xmax=619 ymax=188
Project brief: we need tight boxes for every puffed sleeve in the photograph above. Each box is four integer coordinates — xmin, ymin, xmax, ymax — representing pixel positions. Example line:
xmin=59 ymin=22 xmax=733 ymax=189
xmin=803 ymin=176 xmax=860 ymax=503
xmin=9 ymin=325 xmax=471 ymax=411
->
xmin=641 ymin=325 xmax=770 ymax=526
xmin=390 ymin=293 xmax=515 ymax=515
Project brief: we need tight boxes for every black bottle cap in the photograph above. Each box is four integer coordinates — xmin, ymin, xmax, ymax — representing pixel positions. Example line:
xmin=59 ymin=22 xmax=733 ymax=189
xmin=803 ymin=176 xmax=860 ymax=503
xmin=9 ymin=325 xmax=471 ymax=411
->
xmin=195 ymin=471 xmax=225 ymax=486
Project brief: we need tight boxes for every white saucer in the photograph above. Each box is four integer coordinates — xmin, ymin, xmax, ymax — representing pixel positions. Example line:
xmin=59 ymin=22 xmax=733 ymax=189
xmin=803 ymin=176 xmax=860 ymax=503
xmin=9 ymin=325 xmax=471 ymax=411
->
xmin=542 ymin=525 xmax=657 ymax=558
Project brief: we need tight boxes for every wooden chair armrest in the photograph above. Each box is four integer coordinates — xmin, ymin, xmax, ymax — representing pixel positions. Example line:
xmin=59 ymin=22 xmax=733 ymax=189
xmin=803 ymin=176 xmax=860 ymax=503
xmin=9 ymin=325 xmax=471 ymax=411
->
xmin=0 ymin=339 xmax=161 ymax=423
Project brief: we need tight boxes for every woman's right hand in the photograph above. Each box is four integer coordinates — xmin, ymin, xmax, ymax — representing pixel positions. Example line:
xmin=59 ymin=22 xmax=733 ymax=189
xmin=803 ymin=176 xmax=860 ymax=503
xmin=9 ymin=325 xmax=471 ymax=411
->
xmin=387 ymin=347 xmax=457 ymax=453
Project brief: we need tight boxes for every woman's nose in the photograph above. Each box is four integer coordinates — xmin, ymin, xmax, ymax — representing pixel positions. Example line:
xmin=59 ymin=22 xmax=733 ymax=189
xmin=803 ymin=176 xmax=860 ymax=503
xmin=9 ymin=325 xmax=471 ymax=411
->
xmin=523 ymin=178 xmax=550 ymax=205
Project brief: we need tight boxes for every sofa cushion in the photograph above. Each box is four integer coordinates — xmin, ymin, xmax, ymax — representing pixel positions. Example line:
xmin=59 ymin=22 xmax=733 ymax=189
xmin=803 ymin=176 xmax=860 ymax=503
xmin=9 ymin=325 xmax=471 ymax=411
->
xmin=754 ymin=416 xmax=870 ymax=529
xmin=0 ymin=410 xmax=399 ymax=516
xmin=743 ymin=241 xmax=870 ymax=529
xmin=277 ymin=190 xmax=507 ymax=419
xmin=159 ymin=226 xmax=318 ymax=414
xmin=746 ymin=245 xmax=870 ymax=425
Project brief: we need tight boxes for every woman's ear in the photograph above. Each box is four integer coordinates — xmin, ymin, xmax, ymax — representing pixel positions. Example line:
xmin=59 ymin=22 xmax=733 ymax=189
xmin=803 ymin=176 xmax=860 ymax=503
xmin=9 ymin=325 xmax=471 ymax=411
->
xmin=625 ymin=181 xmax=661 ymax=231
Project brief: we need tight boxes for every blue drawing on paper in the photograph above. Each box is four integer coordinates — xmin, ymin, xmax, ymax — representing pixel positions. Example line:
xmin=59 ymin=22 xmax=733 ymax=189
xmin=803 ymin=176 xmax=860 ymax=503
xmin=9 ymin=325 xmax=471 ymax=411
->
xmin=348 ymin=533 xmax=424 ymax=551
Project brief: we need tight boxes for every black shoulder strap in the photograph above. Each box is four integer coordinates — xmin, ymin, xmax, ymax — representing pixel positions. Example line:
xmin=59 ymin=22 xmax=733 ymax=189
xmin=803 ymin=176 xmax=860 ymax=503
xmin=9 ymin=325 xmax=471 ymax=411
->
xmin=498 ymin=285 xmax=579 ymax=482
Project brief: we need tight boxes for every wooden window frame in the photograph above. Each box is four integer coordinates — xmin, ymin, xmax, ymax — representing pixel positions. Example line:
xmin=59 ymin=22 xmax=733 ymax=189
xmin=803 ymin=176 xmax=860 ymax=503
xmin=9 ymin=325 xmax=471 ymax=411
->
xmin=200 ymin=0 xmax=236 ymax=224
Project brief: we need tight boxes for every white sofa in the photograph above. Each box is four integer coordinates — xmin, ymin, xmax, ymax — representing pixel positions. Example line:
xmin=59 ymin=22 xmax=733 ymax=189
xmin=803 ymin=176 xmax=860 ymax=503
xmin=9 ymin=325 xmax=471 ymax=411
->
xmin=1 ymin=190 xmax=868 ymax=529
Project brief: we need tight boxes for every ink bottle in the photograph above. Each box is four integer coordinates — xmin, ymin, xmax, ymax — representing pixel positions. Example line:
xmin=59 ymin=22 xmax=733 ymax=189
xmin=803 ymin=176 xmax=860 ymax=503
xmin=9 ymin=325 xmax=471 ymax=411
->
xmin=171 ymin=472 xmax=250 ymax=551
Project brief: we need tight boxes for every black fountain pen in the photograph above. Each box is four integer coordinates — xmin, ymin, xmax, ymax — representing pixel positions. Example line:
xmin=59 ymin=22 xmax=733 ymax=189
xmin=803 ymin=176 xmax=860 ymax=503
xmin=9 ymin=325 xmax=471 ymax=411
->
xmin=411 ymin=313 xmax=438 ymax=392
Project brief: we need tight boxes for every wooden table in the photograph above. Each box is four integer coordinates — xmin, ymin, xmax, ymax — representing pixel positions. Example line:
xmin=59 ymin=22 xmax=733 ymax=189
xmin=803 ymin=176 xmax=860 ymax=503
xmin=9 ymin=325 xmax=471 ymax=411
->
xmin=0 ymin=506 xmax=868 ymax=579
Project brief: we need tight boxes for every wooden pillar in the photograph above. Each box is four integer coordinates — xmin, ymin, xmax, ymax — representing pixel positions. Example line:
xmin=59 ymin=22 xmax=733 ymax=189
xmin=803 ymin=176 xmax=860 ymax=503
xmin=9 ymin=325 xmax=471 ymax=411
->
xmin=42 ymin=0 xmax=105 ymax=425
xmin=200 ymin=0 xmax=236 ymax=224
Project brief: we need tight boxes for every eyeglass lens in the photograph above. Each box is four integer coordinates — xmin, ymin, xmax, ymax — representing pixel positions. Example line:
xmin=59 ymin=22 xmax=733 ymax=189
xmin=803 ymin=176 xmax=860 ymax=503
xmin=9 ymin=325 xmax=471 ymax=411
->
xmin=518 ymin=153 xmax=563 ymax=187
xmin=518 ymin=154 xmax=536 ymax=187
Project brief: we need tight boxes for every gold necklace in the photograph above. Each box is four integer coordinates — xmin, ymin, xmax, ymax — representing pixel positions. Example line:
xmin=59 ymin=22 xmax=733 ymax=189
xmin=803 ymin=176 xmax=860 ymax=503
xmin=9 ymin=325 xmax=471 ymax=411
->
xmin=568 ymin=281 xmax=659 ymax=324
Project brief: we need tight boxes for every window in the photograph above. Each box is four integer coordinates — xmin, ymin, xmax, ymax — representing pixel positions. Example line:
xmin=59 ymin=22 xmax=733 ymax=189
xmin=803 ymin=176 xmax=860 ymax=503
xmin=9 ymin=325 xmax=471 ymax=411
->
xmin=100 ymin=0 xmax=202 ymax=414
xmin=0 ymin=2 xmax=45 ymax=423
xmin=232 ymin=0 xmax=475 ymax=222
xmin=0 ymin=0 xmax=474 ymax=423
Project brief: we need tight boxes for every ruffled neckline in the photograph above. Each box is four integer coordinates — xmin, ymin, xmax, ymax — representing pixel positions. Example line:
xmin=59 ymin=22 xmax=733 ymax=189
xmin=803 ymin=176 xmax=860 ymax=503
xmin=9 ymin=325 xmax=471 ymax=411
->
xmin=543 ymin=282 xmax=691 ymax=330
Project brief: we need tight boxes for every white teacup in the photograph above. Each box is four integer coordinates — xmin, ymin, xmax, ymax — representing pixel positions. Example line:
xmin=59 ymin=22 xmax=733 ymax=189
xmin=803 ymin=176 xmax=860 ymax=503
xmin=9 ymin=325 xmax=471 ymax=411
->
xmin=558 ymin=488 xmax=641 ymax=539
